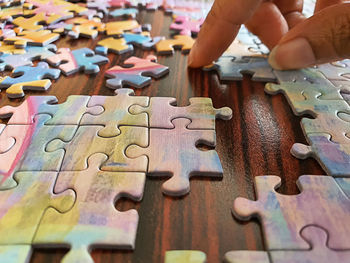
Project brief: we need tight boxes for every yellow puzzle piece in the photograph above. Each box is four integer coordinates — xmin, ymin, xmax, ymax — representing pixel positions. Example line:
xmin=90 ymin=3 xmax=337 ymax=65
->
xmin=4 ymin=30 xmax=60 ymax=48
xmin=96 ymin=37 xmax=132 ymax=54
xmin=0 ymin=41 xmax=25 ymax=54
xmin=156 ymin=35 xmax=195 ymax=54
xmin=5 ymin=80 xmax=52 ymax=98
xmin=105 ymin=20 xmax=139 ymax=36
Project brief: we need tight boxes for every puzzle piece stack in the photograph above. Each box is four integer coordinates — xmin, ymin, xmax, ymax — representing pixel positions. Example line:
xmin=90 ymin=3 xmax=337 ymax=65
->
xmin=0 ymin=88 xmax=232 ymax=262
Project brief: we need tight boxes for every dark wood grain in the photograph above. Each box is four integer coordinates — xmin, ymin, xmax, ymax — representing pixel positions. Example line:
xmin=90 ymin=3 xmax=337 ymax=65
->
xmin=0 ymin=9 xmax=324 ymax=263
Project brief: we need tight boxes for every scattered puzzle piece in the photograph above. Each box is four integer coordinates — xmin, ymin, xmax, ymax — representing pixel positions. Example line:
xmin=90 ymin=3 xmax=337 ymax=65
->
xmin=109 ymin=7 xmax=138 ymax=18
xmin=34 ymin=153 xmax=145 ymax=263
xmin=0 ymin=95 xmax=103 ymax=125
xmin=66 ymin=17 xmax=105 ymax=39
xmin=0 ymin=245 xmax=32 ymax=263
xmin=165 ymin=250 xmax=207 ymax=263
xmin=80 ymin=88 xmax=148 ymax=137
xmin=0 ymin=170 xmax=75 ymax=244
xmin=126 ymin=118 xmax=223 ymax=196
xmin=170 ymin=15 xmax=203 ymax=36
xmin=130 ymin=96 xmax=232 ymax=129
xmin=105 ymin=55 xmax=169 ymax=89
xmin=0 ymin=6 xmax=24 ymax=21
xmin=12 ymin=13 xmax=46 ymax=31
xmin=4 ymin=30 xmax=59 ymax=48
xmin=232 ymin=175 xmax=350 ymax=250
xmin=95 ymin=37 xmax=133 ymax=55
xmin=46 ymin=47 xmax=109 ymax=75
xmin=0 ymin=41 xmax=25 ymax=54
xmin=224 ymin=251 xmax=270 ymax=263
xmin=0 ymin=62 xmax=60 ymax=98
xmin=105 ymin=20 xmax=140 ymax=36
xmin=142 ymin=36 xmax=164 ymax=49
xmin=156 ymin=35 xmax=194 ymax=54
xmin=46 ymin=125 xmax=148 ymax=172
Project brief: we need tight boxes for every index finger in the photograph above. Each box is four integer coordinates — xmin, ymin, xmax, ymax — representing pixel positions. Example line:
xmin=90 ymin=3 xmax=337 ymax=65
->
xmin=188 ymin=0 xmax=262 ymax=68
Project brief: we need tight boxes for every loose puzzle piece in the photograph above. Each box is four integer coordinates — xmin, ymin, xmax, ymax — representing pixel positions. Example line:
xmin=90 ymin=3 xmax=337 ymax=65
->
xmin=109 ymin=7 xmax=138 ymax=18
xmin=105 ymin=20 xmax=140 ymax=36
xmin=0 ymin=6 xmax=24 ymax=21
xmin=12 ymin=13 xmax=46 ymax=31
xmin=156 ymin=35 xmax=194 ymax=54
xmin=270 ymin=226 xmax=350 ymax=263
xmin=66 ymin=17 xmax=105 ymax=39
xmin=170 ymin=15 xmax=203 ymax=36
xmin=0 ymin=245 xmax=32 ymax=263
xmin=0 ymin=41 xmax=25 ymax=54
xmin=0 ymin=115 xmax=77 ymax=180
xmin=291 ymin=133 xmax=350 ymax=177
xmin=0 ymin=95 xmax=103 ymax=125
xmin=232 ymin=175 xmax=350 ymax=250
xmin=46 ymin=125 xmax=148 ymax=172
xmin=95 ymin=37 xmax=133 ymax=55
xmin=0 ymin=28 xmax=16 ymax=40
xmin=130 ymin=96 xmax=232 ymax=129
xmin=4 ymin=30 xmax=60 ymax=48
xmin=224 ymin=251 xmax=270 ymax=263
xmin=47 ymin=21 xmax=72 ymax=35
xmin=80 ymin=88 xmax=148 ymax=137
xmin=46 ymin=47 xmax=109 ymax=75
xmin=165 ymin=250 xmax=207 ymax=263
xmin=105 ymin=55 xmax=169 ymax=89
xmin=0 ymin=62 xmax=60 ymax=98
xmin=34 ymin=153 xmax=145 ymax=263
xmin=314 ymin=60 xmax=350 ymax=81
xmin=126 ymin=118 xmax=223 ymax=196
xmin=204 ymin=56 xmax=276 ymax=82
xmin=142 ymin=36 xmax=165 ymax=49
xmin=0 ymin=171 xmax=75 ymax=244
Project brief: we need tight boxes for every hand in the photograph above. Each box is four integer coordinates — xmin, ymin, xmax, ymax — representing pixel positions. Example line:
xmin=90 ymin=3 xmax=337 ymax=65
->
xmin=187 ymin=0 xmax=350 ymax=70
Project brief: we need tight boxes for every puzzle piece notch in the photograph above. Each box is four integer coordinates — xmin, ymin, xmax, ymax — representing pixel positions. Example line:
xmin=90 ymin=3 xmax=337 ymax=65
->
xmin=105 ymin=55 xmax=169 ymax=89
xmin=232 ymin=175 xmax=350 ymax=250
xmin=170 ymin=15 xmax=203 ymax=36
xmin=130 ymin=96 xmax=232 ymax=129
xmin=46 ymin=47 xmax=109 ymax=76
xmin=126 ymin=118 xmax=223 ymax=196
xmin=34 ymin=153 xmax=145 ymax=263
xmin=0 ymin=95 xmax=103 ymax=125
xmin=81 ymin=88 xmax=148 ymax=137
xmin=156 ymin=35 xmax=194 ymax=54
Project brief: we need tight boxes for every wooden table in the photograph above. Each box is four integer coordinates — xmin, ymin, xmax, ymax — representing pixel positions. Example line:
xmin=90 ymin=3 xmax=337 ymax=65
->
xmin=0 ymin=9 xmax=324 ymax=263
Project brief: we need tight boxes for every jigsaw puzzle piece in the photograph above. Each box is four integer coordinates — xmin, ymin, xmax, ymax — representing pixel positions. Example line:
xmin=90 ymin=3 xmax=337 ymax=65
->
xmin=170 ymin=15 xmax=203 ymax=36
xmin=0 ymin=95 xmax=103 ymax=125
xmin=0 ymin=53 xmax=36 ymax=71
xmin=130 ymin=97 xmax=232 ymax=129
xmin=46 ymin=47 xmax=109 ymax=75
xmin=141 ymin=36 xmax=165 ymax=49
xmin=80 ymin=88 xmax=148 ymax=137
xmin=0 ymin=62 xmax=60 ymax=98
xmin=12 ymin=13 xmax=46 ymax=31
xmin=205 ymin=56 xmax=276 ymax=82
xmin=156 ymin=35 xmax=194 ymax=54
xmin=126 ymin=118 xmax=223 ymax=196
xmin=0 ymin=245 xmax=32 ymax=263
xmin=46 ymin=125 xmax=148 ymax=172
xmin=0 ymin=171 xmax=75 ymax=244
xmin=165 ymin=250 xmax=207 ymax=263
xmin=223 ymin=39 xmax=267 ymax=58
xmin=95 ymin=37 xmax=133 ymax=55
xmin=271 ymin=226 xmax=350 ymax=263
xmin=105 ymin=55 xmax=169 ymax=89
xmin=66 ymin=17 xmax=105 ymax=39
xmin=224 ymin=251 xmax=270 ymax=263
xmin=0 ymin=6 xmax=24 ymax=21
xmin=0 ymin=41 xmax=25 ymax=54
xmin=4 ymin=30 xmax=60 ymax=48
xmin=291 ymin=133 xmax=350 ymax=176
xmin=313 ymin=60 xmax=350 ymax=81
xmin=105 ymin=20 xmax=140 ymax=36
xmin=232 ymin=175 xmax=350 ymax=250
xmin=109 ymin=7 xmax=138 ymax=18
xmin=34 ymin=153 xmax=145 ymax=263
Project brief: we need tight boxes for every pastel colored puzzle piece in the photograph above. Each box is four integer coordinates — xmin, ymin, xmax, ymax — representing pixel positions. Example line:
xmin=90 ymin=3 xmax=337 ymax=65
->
xmin=12 ymin=13 xmax=46 ymax=31
xmin=109 ymin=7 xmax=138 ymax=18
xmin=0 ymin=115 xmax=77 ymax=181
xmin=34 ymin=153 xmax=145 ymax=263
xmin=0 ymin=95 xmax=103 ymax=125
xmin=46 ymin=47 xmax=109 ymax=76
xmin=291 ymin=133 xmax=350 ymax=177
xmin=126 ymin=118 xmax=223 ymax=196
xmin=204 ymin=56 xmax=276 ymax=82
xmin=232 ymin=175 xmax=350 ymax=250
xmin=0 ymin=245 xmax=32 ymax=263
xmin=80 ymin=88 xmax=148 ymax=137
xmin=95 ymin=37 xmax=133 ymax=55
xmin=0 ymin=41 xmax=25 ymax=54
xmin=156 ymin=35 xmax=194 ymax=54
xmin=0 ymin=171 xmax=75 ymax=244
xmin=46 ymin=125 xmax=148 ymax=172
xmin=0 ymin=62 xmax=60 ymax=98
xmin=130 ymin=96 xmax=232 ymax=129
xmin=4 ymin=30 xmax=60 ymax=48
xmin=223 ymin=40 xmax=267 ymax=58
xmin=105 ymin=55 xmax=169 ymax=89
xmin=0 ymin=6 xmax=24 ymax=21
xmin=314 ymin=60 xmax=350 ymax=81
xmin=170 ymin=15 xmax=203 ymax=36
xmin=0 ymin=28 xmax=16 ymax=40
xmin=142 ymin=36 xmax=165 ymax=50
xmin=105 ymin=20 xmax=140 ymax=36
xmin=224 ymin=251 xmax=270 ymax=263
xmin=66 ymin=17 xmax=105 ymax=39
xmin=165 ymin=250 xmax=207 ymax=263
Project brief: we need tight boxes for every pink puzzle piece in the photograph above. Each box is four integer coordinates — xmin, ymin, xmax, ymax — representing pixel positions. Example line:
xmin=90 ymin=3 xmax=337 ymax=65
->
xmin=170 ymin=15 xmax=203 ymax=36
xmin=126 ymin=118 xmax=223 ymax=196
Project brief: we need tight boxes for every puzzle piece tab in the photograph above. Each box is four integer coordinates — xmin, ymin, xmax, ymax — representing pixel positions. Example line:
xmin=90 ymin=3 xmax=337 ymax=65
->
xmin=46 ymin=47 xmax=109 ymax=75
xmin=126 ymin=118 xmax=223 ymax=196
xmin=105 ymin=55 xmax=169 ymax=89
xmin=156 ymin=35 xmax=194 ymax=54
xmin=233 ymin=175 xmax=350 ymax=250
xmin=34 ymin=153 xmax=145 ymax=263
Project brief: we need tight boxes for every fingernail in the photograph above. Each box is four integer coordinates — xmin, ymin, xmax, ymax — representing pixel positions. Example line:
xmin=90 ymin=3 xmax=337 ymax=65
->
xmin=268 ymin=38 xmax=316 ymax=70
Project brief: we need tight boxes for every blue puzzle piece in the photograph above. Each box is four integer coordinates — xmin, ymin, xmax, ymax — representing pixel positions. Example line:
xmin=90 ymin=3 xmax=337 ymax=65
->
xmin=123 ymin=33 xmax=152 ymax=46
xmin=109 ymin=8 xmax=138 ymax=18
